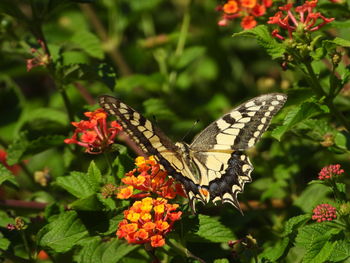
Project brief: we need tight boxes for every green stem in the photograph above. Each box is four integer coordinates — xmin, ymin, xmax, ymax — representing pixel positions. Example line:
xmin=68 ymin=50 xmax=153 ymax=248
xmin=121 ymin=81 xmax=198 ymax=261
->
xmin=175 ymin=5 xmax=191 ymax=57
xmin=303 ymin=61 xmax=350 ymax=131
xmin=167 ymin=239 xmax=206 ymax=263
xmin=59 ymin=87 xmax=75 ymax=123
xmin=103 ymin=152 xmax=116 ymax=181
xmin=20 ymin=231 xmax=33 ymax=262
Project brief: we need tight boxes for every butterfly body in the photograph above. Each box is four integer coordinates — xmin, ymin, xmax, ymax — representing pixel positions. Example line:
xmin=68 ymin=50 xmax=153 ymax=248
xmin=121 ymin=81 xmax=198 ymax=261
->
xmin=99 ymin=93 xmax=287 ymax=212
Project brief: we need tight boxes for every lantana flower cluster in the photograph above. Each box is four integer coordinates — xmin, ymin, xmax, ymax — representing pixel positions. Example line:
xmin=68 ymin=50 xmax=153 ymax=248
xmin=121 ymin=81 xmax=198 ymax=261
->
xmin=64 ymin=108 xmax=122 ymax=154
xmin=27 ymin=39 xmax=50 ymax=72
xmin=217 ymin=0 xmax=273 ymax=29
xmin=116 ymin=156 xmax=184 ymax=248
xmin=117 ymin=156 xmax=185 ymax=200
xmin=117 ymin=197 xmax=182 ymax=247
xmin=268 ymin=0 xmax=334 ymax=40
xmin=318 ymin=164 xmax=344 ymax=180
xmin=312 ymin=203 xmax=337 ymax=222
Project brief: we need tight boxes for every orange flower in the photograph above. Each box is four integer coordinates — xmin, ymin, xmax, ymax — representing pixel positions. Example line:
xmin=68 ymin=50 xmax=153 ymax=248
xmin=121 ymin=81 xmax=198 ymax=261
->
xmin=150 ymin=235 xmax=165 ymax=247
xmin=217 ymin=0 xmax=273 ymax=30
xmin=241 ymin=16 xmax=257 ymax=29
xmin=64 ymin=108 xmax=122 ymax=154
xmin=116 ymin=197 xmax=182 ymax=247
xmin=117 ymin=186 xmax=134 ymax=199
xmin=223 ymin=1 xmax=239 ymax=14
xmin=241 ymin=0 xmax=256 ymax=8
xmin=116 ymin=156 xmax=186 ymax=200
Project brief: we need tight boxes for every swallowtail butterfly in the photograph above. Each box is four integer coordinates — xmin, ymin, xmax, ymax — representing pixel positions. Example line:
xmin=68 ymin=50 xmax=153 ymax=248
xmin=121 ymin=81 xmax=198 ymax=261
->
xmin=99 ymin=94 xmax=287 ymax=212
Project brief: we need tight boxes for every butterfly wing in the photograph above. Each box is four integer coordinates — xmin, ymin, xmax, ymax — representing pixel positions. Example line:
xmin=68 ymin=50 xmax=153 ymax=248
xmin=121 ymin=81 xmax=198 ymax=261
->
xmin=190 ymin=93 xmax=287 ymax=151
xmin=189 ymin=93 xmax=287 ymax=210
xmin=98 ymin=95 xmax=200 ymax=195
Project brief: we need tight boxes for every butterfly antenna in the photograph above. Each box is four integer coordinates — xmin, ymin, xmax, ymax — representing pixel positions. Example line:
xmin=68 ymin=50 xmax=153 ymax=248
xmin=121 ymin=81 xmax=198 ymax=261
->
xmin=181 ymin=119 xmax=199 ymax=142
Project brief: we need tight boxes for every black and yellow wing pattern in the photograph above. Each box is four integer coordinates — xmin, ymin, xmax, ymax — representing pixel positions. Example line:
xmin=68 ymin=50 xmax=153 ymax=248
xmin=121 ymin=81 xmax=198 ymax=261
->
xmin=99 ymin=94 xmax=287 ymax=212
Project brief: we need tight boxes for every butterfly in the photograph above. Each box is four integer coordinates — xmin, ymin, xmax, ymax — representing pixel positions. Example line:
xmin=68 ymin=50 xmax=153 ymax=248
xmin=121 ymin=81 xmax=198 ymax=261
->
xmin=99 ymin=93 xmax=287 ymax=212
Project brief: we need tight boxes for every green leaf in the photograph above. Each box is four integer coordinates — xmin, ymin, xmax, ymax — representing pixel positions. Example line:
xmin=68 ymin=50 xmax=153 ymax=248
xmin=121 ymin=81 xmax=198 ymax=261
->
xmin=324 ymin=37 xmax=350 ymax=49
xmin=20 ymin=108 xmax=68 ymax=129
xmin=171 ymin=46 xmax=206 ymax=69
xmin=70 ymin=194 xmax=104 ymax=211
xmin=38 ymin=211 xmax=88 ymax=253
xmin=117 ymin=73 xmax=165 ymax=92
xmin=143 ymin=98 xmax=178 ymax=121
xmin=6 ymin=132 xmax=66 ymax=165
xmin=271 ymin=102 xmax=328 ymax=141
xmin=0 ymin=236 xmax=10 ymax=250
xmin=303 ymin=239 xmax=336 ymax=263
xmin=186 ymin=215 xmax=235 ymax=243
xmin=283 ymin=214 xmax=310 ymax=236
xmin=71 ymin=31 xmax=104 ymax=59
xmin=295 ymin=223 xmax=341 ymax=250
xmin=76 ymin=237 xmax=136 ymax=263
xmin=56 ymin=161 xmax=102 ymax=198
xmin=328 ymin=240 xmax=350 ymax=262
xmin=232 ymin=25 xmax=285 ymax=59
xmin=294 ymin=184 xmax=331 ymax=212
xmin=0 ymin=164 xmax=18 ymax=187
xmin=214 ymin=259 xmax=230 ymax=263
xmin=260 ymin=237 xmax=290 ymax=262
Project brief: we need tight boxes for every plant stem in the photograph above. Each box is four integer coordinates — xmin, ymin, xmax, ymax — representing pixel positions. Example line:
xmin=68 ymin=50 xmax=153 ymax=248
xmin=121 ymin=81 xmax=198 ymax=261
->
xmin=79 ymin=4 xmax=132 ymax=76
xmin=167 ymin=239 xmax=207 ymax=263
xmin=20 ymin=231 xmax=33 ymax=262
xmin=303 ymin=61 xmax=350 ymax=131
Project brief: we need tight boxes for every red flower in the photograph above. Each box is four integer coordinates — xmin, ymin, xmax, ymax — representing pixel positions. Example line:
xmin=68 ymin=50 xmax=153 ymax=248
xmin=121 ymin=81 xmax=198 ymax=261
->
xmin=312 ymin=204 xmax=337 ymax=222
xmin=268 ymin=0 xmax=334 ymax=40
xmin=217 ymin=0 xmax=272 ymax=30
xmin=116 ymin=156 xmax=186 ymax=200
xmin=64 ymin=108 xmax=122 ymax=154
xmin=116 ymin=197 xmax=182 ymax=247
xmin=318 ymin=164 xmax=344 ymax=180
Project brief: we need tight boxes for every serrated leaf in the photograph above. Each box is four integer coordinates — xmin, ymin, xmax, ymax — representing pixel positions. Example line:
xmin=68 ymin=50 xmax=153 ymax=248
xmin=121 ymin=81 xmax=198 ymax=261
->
xmin=260 ymin=237 xmax=289 ymax=262
xmin=71 ymin=31 xmax=104 ymax=59
xmin=56 ymin=161 xmax=102 ymax=198
xmin=295 ymin=223 xmax=341 ymax=249
xmin=303 ymin=239 xmax=336 ymax=263
xmin=186 ymin=215 xmax=235 ymax=243
xmin=76 ymin=237 xmax=136 ymax=263
xmin=283 ymin=214 xmax=310 ymax=236
xmin=271 ymin=102 xmax=328 ymax=141
xmin=38 ymin=211 xmax=88 ymax=252
xmin=0 ymin=164 xmax=18 ymax=187
xmin=328 ymin=240 xmax=350 ymax=262
xmin=232 ymin=25 xmax=285 ymax=59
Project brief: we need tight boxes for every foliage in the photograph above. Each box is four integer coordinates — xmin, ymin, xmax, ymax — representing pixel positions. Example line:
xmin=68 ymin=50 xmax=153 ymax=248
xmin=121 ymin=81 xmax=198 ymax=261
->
xmin=0 ymin=0 xmax=350 ymax=262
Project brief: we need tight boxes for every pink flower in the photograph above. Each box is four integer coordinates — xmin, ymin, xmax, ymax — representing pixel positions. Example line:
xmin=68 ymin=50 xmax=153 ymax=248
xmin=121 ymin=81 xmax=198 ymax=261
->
xmin=312 ymin=204 xmax=337 ymax=222
xmin=318 ymin=164 xmax=344 ymax=180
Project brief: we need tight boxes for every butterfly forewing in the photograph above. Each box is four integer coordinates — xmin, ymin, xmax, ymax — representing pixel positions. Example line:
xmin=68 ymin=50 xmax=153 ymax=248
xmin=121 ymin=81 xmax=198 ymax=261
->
xmin=98 ymin=95 xmax=177 ymax=156
xmin=190 ymin=93 xmax=287 ymax=151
